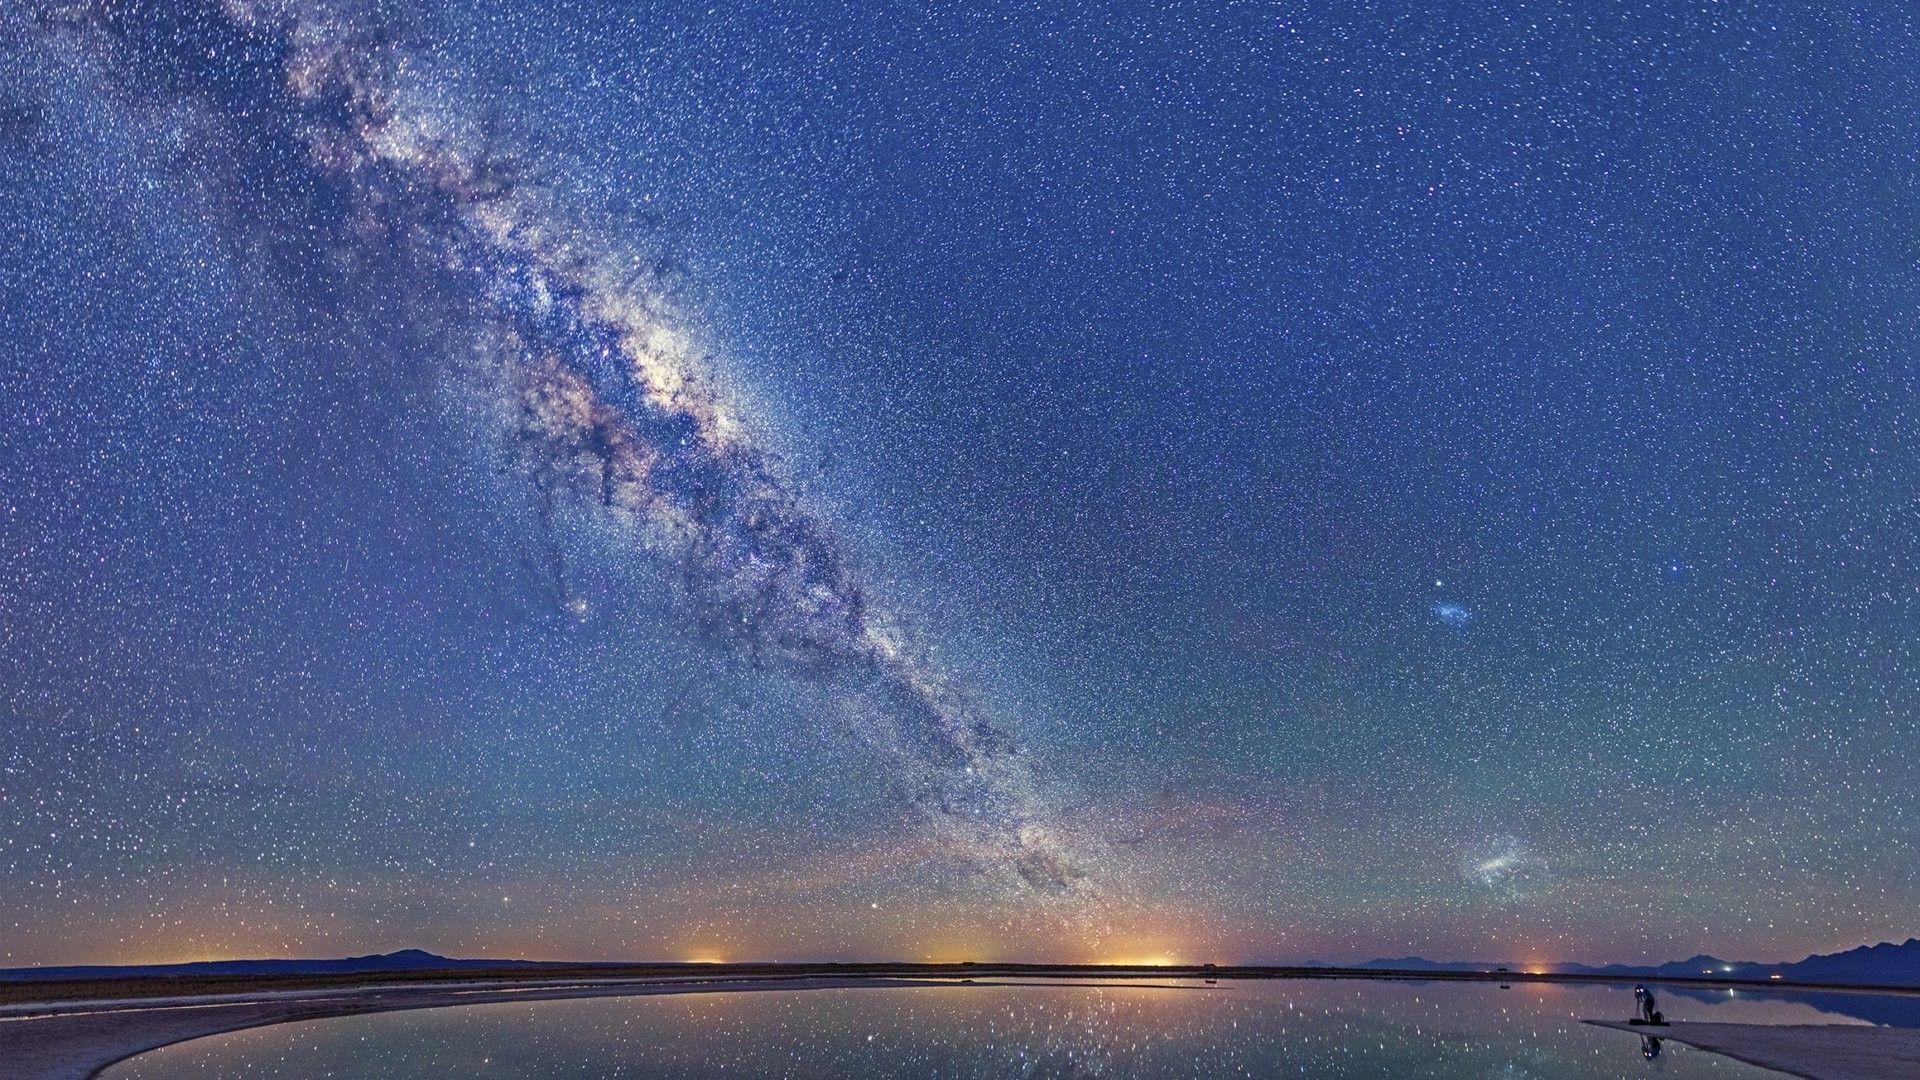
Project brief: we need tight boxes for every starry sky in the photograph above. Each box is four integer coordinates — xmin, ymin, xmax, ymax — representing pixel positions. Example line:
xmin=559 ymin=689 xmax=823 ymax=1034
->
xmin=2 ymin=1 xmax=1916 ymax=970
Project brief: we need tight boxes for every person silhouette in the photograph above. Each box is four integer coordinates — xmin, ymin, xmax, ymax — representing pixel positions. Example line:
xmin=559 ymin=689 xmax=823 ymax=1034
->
xmin=1633 ymin=984 xmax=1663 ymax=1024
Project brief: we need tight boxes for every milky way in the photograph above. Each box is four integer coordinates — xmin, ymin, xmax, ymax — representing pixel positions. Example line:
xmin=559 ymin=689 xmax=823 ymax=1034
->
xmin=6 ymin=0 xmax=1917 ymax=969
xmin=27 ymin=0 xmax=1089 ymax=896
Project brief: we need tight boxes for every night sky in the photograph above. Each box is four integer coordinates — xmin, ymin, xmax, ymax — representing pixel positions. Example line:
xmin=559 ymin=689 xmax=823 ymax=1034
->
xmin=2 ymin=1 xmax=1916 ymax=970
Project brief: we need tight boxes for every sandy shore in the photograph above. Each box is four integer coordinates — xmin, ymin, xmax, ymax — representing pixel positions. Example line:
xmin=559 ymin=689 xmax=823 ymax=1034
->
xmin=0 ymin=975 xmax=915 ymax=1080
xmin=1588 ymin=1019 xmax=1920 ymax=1080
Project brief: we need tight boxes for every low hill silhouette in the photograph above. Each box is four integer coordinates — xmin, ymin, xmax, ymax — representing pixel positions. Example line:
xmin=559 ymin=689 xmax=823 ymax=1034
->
xmin=0 ymin=949 xmax=554 ymax=982
xmin=1363 ymin=937 xmax=1920 ymax=988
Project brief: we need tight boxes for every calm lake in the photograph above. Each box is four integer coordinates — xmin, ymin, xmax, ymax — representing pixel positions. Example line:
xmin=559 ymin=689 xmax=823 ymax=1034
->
xmin=105 ymin=977 xmax=1904 ymax=1078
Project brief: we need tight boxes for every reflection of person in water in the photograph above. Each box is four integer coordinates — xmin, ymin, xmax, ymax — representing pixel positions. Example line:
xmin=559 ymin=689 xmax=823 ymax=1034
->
xmin=1640 ymin=1035 xmax=1663 ymax=1060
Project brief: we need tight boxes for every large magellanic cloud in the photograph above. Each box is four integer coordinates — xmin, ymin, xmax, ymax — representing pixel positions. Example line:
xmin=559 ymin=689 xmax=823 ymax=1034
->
xmin=24 ymin=0 xmax=1093 ymax=895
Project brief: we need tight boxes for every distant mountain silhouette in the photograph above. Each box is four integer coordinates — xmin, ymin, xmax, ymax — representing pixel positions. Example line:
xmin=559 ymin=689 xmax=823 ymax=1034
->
xmin=0 ymin=948 xmax=556 ymax=982
xmin=1359 ymin=938 xmax=1920 ymax=988
xmin=1779 ymin=938 xmax=1920 ymax=986
xmin=1352 ymin=957 xmax=1504 ymax=973
xmin=1554 ymin=953 xmax=1765 ymax=979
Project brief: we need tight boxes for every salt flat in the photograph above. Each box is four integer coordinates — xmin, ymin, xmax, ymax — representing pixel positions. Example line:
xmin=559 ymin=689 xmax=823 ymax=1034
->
xmin=1588 ymin=1020 xmax=1920 ymax=1080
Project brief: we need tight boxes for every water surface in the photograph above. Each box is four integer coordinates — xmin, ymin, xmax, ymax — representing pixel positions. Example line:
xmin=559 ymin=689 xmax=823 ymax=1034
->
xmin=108 ymin=978 xmax=1873 ymax=1077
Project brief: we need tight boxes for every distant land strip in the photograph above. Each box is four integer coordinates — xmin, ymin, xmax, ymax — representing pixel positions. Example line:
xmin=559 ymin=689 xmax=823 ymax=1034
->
xmin=6 ymin=961 xmax=1919 ymax=1010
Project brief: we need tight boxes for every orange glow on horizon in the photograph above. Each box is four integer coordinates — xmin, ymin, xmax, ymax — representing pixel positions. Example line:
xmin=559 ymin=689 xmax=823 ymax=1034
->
xmin=1094 ymin=946 xmax=1186 ymax=967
